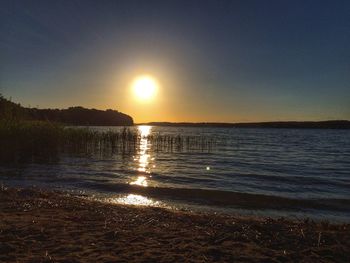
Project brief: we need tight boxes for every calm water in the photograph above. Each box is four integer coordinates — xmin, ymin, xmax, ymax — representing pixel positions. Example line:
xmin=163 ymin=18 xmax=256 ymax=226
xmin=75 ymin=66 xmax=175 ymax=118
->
xmin=1 ymin=126 xmax=350 ymax=221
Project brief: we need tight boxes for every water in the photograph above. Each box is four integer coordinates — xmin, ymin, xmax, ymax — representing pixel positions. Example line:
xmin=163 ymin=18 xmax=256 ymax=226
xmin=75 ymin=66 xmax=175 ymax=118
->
xmin=1 ymin=126 xmax=350 ymax=221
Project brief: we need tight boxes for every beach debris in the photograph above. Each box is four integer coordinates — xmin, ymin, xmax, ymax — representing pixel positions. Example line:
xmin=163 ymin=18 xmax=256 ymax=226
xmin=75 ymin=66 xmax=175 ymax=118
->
xmin=317 ymin=232 xmax=322 ymax=247
xmin=214 ymin=234 xmax=230 ymax=244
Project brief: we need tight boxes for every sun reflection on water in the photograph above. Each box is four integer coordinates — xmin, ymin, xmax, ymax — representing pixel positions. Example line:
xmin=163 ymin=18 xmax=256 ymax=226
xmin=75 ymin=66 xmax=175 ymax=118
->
xmin=129 ymin=126 xmax=152 ymax=186
xmin=129 ymin=176 xmax=148 ymax=186
xmin=113 ymin=194 xmax=160 ymax=206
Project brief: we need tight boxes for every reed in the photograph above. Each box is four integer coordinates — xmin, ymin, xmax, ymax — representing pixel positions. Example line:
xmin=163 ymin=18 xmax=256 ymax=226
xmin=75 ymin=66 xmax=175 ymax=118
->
xmin=0 ymin=120 xmax=217 ymax=163
xmin=0 ymin=120 xmax=63 ymax=163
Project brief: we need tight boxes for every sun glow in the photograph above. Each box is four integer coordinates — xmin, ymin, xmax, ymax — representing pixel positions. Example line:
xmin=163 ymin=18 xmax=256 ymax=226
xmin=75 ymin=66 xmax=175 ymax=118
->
xmin=132 ymin=75 xmax=158 ymax=101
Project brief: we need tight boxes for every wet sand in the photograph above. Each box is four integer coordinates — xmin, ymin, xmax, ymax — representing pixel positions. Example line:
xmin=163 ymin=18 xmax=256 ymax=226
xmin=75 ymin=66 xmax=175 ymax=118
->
xmin=0 ymin=187 xmax=349 ymax=262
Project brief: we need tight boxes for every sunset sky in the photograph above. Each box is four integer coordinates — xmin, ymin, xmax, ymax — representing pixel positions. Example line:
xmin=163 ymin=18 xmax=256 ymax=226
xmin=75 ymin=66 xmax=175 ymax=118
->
xmin=1 ymin=0 xmax=349 ymax=123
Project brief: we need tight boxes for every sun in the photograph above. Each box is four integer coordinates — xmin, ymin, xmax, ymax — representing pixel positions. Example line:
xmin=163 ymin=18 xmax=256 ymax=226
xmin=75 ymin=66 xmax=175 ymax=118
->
xmin=132 ymin=75 xmax=158 ymax=101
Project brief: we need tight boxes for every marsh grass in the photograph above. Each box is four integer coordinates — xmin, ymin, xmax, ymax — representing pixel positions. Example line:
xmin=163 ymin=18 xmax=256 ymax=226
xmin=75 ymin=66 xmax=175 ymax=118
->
xmin=0 ymin=120 xmax=217 ymax=163
xmin=0 ymin=120 xmax=62 ymax=163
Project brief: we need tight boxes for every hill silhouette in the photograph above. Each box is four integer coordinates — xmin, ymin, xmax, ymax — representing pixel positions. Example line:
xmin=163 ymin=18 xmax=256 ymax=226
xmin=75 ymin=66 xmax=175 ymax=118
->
xmin=0 ymin=95 xmax=133 ymax=126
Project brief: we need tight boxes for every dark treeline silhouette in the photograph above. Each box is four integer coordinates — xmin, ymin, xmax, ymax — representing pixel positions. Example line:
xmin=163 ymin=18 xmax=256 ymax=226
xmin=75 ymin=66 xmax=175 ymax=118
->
xmin=145 ymin=121 xmax=350 ymax=129
xmin=0 ymin=94 xmax=133 ymax=126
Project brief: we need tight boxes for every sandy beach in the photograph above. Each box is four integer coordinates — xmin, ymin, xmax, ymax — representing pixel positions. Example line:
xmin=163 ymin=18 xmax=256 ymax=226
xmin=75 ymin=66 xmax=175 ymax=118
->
xmin=0 ymin=186 xmax=349 ymax=263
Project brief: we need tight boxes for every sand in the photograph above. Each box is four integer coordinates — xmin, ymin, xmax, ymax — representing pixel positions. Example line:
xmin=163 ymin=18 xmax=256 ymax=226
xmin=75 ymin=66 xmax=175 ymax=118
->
xmin=0 ymin=187 xmax=349 ymax=263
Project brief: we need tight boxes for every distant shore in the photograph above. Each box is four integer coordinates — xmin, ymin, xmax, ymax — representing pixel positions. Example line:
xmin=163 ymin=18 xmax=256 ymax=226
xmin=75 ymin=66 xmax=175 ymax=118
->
xmin=1 ymin=186 xmax=349 ymax=262
xmin=140 ymin=120 xmax=350 ymax=129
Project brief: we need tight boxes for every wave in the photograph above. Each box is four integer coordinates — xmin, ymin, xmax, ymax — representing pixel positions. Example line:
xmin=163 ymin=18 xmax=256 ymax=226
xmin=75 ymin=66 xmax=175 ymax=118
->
xmin=226 ymin=173 xmax=350 ymax=188
xmin=80 ymin=182 xmax=350 ymax=213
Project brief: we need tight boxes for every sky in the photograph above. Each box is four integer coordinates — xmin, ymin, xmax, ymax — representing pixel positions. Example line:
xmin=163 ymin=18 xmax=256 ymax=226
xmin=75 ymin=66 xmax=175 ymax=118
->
xmin=1 ymin=0 xmax=349 ymax=123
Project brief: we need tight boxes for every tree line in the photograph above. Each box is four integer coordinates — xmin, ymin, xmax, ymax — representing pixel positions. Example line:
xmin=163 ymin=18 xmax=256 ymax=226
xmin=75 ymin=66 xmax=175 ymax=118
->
xmin=0 ymin=94 xmax=133 ymax=126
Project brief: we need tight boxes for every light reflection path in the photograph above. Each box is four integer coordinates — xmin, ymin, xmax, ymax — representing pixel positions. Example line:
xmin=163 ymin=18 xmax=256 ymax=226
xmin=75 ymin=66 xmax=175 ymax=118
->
xmin=117 ymin=126 xmax=162 ymax=207
xmin=113 ymin=194 xmax=161 ymax=206
xmin=130 ymin=126 xmax=152 ymax=187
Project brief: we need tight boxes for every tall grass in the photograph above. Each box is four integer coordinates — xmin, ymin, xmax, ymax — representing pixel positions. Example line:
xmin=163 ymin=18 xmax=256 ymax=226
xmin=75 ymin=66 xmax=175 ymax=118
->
xmin=0 ymin=120 xmax=217 ymax=163
xmin=0 ymin=120 xmax=63 ymax=163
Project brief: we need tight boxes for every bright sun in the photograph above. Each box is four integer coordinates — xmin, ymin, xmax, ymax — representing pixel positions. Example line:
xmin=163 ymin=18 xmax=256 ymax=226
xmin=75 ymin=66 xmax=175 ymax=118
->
xmin=132 ymin=75 xmax=158 ymax=101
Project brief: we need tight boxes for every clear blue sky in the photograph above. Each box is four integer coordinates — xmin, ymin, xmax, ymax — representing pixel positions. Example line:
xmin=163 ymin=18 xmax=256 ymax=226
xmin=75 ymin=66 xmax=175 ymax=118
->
xmin=1 ymin=0 xmax=349 ymax=122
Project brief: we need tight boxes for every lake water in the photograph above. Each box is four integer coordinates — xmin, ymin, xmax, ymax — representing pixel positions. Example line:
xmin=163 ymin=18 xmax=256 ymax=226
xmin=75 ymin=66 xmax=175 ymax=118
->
xmin=1 ymin=126 xmax=350 ymax=221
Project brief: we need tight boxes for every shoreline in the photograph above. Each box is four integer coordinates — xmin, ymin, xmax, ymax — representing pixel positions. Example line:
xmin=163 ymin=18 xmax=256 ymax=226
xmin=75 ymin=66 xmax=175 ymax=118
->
xmin=80 ymin=182 xmax=350 ymax=216
xmin=140 ymin=120 xmax=350 ymax=129
xmin=1 ymin=186 xmax=349 ymax=262
xmin=3 ymin=179 xmax=349 ymax=222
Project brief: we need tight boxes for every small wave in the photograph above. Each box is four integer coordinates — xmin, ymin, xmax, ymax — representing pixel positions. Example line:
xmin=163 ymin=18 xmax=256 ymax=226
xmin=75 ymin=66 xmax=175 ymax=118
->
xmin=80 ymin=182 xmax=350 ymax=213
xmin=228 ymin=173 xmax=350 ymax=188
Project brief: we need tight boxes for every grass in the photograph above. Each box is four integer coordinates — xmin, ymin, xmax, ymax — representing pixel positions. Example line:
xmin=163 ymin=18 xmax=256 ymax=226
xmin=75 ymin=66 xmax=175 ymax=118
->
xmin=0 ymin=119 xmax=217 ymax=163
xmin=0 ymin=120 xmax=63 ymax=163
